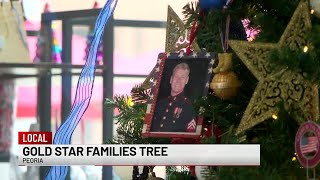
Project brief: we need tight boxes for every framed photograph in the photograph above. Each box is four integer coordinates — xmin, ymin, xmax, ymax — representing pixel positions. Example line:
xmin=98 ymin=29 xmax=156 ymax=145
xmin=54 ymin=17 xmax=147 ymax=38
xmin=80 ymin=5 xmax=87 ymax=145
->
xmin=142 ymin=52 xmax=216 ymax=138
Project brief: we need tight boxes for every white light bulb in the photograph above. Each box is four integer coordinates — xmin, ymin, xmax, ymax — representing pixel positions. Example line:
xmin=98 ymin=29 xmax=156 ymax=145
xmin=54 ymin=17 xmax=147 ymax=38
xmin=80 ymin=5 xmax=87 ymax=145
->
xmin=272 ymin=114 xmax=278 ymax=120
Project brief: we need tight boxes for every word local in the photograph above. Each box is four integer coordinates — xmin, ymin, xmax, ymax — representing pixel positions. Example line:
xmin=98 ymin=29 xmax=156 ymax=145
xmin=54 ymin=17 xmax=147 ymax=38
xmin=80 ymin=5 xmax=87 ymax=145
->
xmin=22 ymin=134 xmax=48 ymax=143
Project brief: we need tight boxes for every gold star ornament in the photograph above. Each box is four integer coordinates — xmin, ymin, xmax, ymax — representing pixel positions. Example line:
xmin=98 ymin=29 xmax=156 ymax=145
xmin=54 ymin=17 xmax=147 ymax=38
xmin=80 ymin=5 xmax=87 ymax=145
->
xmin=165 ymin=5 xmax=200 ymax=52
xmin=142 ymin=6 xmax=201 ymax=89
xmin=229 ymin=0 xmax=319 ymax=135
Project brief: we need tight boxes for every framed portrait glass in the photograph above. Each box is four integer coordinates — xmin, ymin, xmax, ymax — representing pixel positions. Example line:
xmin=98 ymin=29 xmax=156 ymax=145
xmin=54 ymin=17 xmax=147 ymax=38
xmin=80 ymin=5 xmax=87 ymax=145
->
xmin=142 ymin=52 xmax=216 ymax=138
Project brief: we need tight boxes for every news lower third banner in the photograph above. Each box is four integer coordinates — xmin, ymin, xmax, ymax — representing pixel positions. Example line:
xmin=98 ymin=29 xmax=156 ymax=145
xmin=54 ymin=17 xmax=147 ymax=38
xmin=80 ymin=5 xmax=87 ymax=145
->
xmin=18 ymin=144 xmax=260 ymax=166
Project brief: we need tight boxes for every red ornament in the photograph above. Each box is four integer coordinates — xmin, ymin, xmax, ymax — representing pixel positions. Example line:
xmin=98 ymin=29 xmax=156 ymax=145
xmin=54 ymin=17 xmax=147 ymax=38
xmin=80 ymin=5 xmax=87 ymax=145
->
xmin=189 ymin=166 xmax=196 ymax=177
xmin=44 ymin=2 xmax=50 ymax=13
xmin=93 ymin=1 xmax=99 ymax=8
xmin=201 ymin=122 xmax=222 ymax=144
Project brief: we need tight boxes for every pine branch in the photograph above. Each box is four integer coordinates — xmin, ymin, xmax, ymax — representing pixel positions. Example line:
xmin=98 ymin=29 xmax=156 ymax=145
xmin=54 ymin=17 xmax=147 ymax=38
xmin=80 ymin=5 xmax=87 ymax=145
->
xmin=166 ymin=166 xmax=194 ymax=180
xmin=131 ymin=83 xmax=151 ymax=104
xmin=104 ymin=95 xmax=130 ymax=115
xmin=182 ymin=2 xmax=200 ymax=26
xmin=105 ymin=84 xmax=171 ymax=145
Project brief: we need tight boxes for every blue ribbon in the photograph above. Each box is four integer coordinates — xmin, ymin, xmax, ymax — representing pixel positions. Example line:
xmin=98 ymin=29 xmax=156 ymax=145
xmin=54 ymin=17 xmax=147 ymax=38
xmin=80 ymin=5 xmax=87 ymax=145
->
xmin=45 ymin=0 xmax=117 ymax=179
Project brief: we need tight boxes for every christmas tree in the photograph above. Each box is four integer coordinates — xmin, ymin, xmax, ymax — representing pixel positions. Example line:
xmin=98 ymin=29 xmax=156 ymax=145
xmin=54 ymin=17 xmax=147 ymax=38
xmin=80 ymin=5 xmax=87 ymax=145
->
xmin=34 ymin=3 xmax=62 ymax=63
xmin=105 ymin=0 xmax=320 ymax=179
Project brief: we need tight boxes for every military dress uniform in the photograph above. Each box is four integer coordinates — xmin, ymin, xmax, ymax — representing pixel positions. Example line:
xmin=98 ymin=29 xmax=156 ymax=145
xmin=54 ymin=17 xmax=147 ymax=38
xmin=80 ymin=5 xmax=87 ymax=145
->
xmin=151 ymin=93 xmax=196 ymax=132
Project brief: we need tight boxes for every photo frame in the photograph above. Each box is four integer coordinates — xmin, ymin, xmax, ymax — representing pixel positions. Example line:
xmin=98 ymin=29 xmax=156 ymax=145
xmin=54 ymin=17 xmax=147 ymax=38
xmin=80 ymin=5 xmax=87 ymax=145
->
xmin=142 ymin=52 xmax=216 ymax=138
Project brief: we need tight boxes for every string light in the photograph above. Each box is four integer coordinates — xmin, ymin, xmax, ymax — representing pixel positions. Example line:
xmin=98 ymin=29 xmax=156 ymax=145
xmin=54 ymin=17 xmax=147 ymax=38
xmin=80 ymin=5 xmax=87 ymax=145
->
xmin=292 ymin=152 xmax=297 ymax=161
xmin=303 ymin=46 xmax=308 ymax=53
xmin=311 ymin=9 xmax=315 ymax=14
xmin=127 ymin=97 xmax=134 ymax=106
xmin=272 ymin=114 xmax=278 ymax=120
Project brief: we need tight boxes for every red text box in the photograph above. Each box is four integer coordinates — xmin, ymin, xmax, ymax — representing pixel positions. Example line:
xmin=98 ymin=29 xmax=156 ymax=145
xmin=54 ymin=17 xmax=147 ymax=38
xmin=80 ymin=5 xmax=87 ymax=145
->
xmin=18 ymin=132 xmax=52 ymax=144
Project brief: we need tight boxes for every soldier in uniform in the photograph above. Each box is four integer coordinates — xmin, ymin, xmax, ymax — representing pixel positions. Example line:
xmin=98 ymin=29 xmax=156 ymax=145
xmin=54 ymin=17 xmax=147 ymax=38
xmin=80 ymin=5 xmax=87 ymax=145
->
xmin=151 ymin=63 xmax=196 ymax=132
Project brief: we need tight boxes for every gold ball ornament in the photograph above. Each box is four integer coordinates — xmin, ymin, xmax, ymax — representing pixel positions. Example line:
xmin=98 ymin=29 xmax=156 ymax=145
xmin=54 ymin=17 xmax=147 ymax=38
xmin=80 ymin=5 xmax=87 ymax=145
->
xmin=210 ymin=53 xmax=241 ymax=100
xmin=310 ymin=0 xmax=320 ymax=18
xmin=210 ymin=71 xmax=241 ymax=100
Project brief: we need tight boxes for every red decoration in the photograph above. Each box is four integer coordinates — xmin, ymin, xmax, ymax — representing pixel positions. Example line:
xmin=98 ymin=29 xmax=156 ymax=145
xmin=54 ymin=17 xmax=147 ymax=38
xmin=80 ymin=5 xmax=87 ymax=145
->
xmin=189 ymin=166 xmax=196 ymax=177
xmin=186 ymin=21 xmax=200 ymax=55
xmin=93 ymin=1 xmax=99 ymax=8
xmin=295 ymin=121 xmax=320 ymax=168
xmin=186 ymin=12 xmax=205 ymax=55
xmin=202 ymin=123 xmax=222 ymax=144
xmin=44 ymin=2 xmax=49 ymax=12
